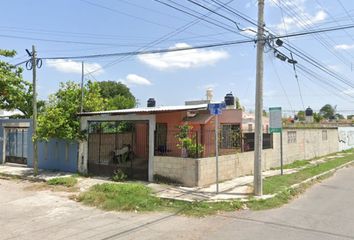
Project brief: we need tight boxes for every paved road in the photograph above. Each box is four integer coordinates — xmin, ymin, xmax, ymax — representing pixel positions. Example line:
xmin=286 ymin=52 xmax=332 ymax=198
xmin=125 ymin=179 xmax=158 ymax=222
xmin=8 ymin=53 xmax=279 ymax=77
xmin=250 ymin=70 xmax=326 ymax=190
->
xmin=1 ymin=166 xmax=354 ymax=240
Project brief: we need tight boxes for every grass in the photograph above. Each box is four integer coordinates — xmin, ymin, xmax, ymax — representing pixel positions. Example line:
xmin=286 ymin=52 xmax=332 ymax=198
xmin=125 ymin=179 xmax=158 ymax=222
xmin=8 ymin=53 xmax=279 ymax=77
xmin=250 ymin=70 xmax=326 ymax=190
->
xmin=271 ymin=159 xmax=311 ymax=170
xmin=247 ymin=173 xmax=333 ymax=210
xmin=263 ymin=150 xmax=354 ymax=195
xmin=47 ymin=176 xmax=78 ymax=188
xmin=76 ymin=183 xmax=243 ymax=217
xmin=77 ymin=149 xmax=354 ymax=215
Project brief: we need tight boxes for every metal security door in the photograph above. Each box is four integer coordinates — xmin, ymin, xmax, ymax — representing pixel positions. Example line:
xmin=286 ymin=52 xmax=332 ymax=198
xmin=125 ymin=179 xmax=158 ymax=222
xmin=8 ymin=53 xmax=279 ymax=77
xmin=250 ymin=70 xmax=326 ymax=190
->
xmin=5 ymin=128 xmax=28 ymax=164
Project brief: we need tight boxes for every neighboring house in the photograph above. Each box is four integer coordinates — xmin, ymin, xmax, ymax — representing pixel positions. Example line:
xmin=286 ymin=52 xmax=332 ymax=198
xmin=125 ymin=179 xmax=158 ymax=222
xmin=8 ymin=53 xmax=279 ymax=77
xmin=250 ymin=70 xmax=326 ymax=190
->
xmin=242 ymin=111 xmax=269 ymax=133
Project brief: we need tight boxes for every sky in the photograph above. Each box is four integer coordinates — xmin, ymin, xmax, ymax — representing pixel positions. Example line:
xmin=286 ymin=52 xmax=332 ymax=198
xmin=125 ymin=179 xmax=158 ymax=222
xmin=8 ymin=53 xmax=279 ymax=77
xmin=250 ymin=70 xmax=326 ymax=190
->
xmin=1 ymin=0 xmax=354 ymax=116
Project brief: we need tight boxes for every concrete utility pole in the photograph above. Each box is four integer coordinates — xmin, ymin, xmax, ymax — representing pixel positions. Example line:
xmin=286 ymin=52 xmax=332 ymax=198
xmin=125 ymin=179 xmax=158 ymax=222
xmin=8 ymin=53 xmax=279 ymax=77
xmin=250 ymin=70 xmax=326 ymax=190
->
xmin=254 ymin=0 xmax=265 ymax=196
xmin=31 ymin=45 xmax=38 ymax=176
xmin=80 ymin=61 xmax=84 ymax=113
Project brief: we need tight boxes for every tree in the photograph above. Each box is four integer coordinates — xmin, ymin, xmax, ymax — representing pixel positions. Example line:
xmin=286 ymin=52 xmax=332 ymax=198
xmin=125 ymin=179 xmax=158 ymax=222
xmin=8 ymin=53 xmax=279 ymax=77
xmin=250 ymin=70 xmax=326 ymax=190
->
xmin=334 ymin=113 xmax=345 ymax=120
xmin=0 ymin=49 xmax=35 ymax=118
xmin=37 ymin=80 xmax=136 ymax=141
xmin=97 ymin=81 xmax=136 ymax=110
xmin=319 ymin=104 xmax=336 ymax=120
xmin=297 ymin=111 xmax=305 ymax=121
xmin=37 ymin=81 xmax=105 ymax=141
xmin=313 ymin=112 xmax=323 ymax=123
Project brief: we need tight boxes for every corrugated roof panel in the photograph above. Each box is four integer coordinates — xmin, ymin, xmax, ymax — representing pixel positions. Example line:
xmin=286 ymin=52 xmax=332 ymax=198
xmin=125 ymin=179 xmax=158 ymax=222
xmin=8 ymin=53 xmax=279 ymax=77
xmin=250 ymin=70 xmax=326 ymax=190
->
xmin=78 ymin=104 xmax=208 ymax=116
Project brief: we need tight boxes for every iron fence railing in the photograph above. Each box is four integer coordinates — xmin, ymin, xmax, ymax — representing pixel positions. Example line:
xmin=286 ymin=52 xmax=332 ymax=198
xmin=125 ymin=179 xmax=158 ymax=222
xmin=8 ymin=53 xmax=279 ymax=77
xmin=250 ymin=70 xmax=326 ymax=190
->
xmin=154 ymin=128 xmax=274 ymax=158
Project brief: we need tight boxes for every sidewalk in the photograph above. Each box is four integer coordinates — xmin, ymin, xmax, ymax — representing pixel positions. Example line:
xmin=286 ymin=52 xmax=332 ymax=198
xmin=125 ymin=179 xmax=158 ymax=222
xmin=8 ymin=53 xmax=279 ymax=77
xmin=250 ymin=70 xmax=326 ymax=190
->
xmin=0 ymin=152 xmax=348 ymax=202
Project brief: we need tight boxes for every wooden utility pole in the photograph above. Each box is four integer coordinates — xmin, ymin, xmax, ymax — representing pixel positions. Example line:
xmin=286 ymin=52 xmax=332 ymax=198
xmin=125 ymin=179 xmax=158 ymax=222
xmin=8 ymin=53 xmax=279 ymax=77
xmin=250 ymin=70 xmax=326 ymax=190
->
xmin=31 ymin=45 xmax=38 ymax=176
xmin=254 ymin=0 xmax=265 ymax=196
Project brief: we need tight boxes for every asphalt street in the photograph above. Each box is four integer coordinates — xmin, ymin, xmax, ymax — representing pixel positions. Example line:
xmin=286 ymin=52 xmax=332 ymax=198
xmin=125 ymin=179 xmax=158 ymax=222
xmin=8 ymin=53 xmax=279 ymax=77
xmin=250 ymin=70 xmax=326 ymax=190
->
xmin=1 ymin=166 xmax=354 ymax=240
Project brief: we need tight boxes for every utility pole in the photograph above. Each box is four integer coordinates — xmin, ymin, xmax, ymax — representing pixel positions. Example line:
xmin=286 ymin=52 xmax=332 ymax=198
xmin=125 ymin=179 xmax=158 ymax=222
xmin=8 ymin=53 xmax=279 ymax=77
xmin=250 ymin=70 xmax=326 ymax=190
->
xmin=31 ymin=45 xmax=38 ymax=176
xmin=80 ymin=61 xmax=84 ymax=112
xmin=254 ymin=0 xmax=265 ymax=196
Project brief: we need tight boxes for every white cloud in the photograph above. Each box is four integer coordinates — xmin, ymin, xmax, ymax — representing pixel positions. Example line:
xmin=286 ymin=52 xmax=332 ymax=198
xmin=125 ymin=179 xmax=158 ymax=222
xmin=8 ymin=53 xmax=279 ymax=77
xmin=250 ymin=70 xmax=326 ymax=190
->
xmin=335 ymin=44 xmax=354 ymax=50
xmin=138 ymin=43 xmax=229 ymax=70
xmin=270 ymin=0 xmax=327 ymax=33
xmin=120 ymin=74 xmax=152 ymax=86
xmin=46 ymin=59 xmax=103 ymax=75
xmin=274 ymin=10 xmax=327 ymax=32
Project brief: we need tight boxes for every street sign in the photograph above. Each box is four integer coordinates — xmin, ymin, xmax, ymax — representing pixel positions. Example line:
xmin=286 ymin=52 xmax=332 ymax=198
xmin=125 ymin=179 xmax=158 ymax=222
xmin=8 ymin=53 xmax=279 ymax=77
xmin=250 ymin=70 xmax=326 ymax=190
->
xmin=269 ymin=107 xmax=284 ymax=175
xmin=269 ymin=107 xmax=282 ymax=133
xmin=207 ymin=102 xmax=226 ymax=194
xmin=208 ymin=103 xmax=226 ymax=115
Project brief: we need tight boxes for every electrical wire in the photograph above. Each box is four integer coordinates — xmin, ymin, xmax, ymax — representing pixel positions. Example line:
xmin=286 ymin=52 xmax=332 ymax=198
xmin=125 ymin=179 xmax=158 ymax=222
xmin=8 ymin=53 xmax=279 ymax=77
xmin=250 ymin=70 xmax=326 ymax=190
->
xmin=41 ymin=39 xmax=255 ymax=60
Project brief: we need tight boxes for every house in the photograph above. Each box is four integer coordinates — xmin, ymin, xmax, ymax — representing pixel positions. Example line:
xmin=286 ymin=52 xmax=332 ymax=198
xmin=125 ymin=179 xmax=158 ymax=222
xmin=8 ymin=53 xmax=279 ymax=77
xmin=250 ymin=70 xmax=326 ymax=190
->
xmin=77 ymin=92 xmax=271 ymax=182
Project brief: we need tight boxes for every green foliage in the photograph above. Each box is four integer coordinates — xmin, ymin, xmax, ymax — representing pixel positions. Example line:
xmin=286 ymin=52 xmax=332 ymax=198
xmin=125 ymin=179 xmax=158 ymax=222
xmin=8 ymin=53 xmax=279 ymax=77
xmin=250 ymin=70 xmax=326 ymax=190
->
xmin=271 ymin=159 xmax=310 ymax=170
xmin=297 ymin=110 xmax=305 ymax=121
xmin=37 ymin=80 xmax=135 ymax=141
xmin=176 ymin=124 xmax=204 ymax=158
xmin=0 ymin=49 xmax=35 ymax=118
xmin=313 ymin=112 xmax=323 ymax=123
xmin=263 ymin=150 xmax=354 ymax=194
xmin=97 ymin=81 xmax=136 ymax=110
xmin=37 ymin=81 xmax=104 ymax=141
xmin=320 ymin=104 xmax=336 ymax=120
xmin=77 ymin=183 xmax=161 ymax=212
xmin=112 ymin=169 xmax=128 ymax=182
xmin=47 ymin=177 xmax=78 ymax=187
xmin=77 ymin=183 xmax=242 ymax=216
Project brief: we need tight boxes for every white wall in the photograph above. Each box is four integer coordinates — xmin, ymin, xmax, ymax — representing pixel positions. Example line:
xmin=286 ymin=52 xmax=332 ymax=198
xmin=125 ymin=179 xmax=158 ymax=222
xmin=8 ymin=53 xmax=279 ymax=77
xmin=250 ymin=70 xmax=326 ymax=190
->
xmin=338 ymin=127 xmax=354 ymax=151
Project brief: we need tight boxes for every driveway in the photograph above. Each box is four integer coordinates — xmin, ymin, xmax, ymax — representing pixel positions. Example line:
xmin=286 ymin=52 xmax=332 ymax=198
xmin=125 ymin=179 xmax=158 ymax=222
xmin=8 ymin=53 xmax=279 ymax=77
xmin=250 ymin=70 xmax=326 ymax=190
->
xmin=1 ymin=166 xmax=354 ymax=240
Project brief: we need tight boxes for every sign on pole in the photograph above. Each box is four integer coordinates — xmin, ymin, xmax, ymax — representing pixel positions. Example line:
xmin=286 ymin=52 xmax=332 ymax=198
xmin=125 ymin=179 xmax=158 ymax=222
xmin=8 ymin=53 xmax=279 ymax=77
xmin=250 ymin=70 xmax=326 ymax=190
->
xmin=269 ymin=107 xmax=284 ymax=175
xmin=269 ymin=107 xmax=282 ymax=133
xmin=208 ymin=103 xmax=225 ymax=194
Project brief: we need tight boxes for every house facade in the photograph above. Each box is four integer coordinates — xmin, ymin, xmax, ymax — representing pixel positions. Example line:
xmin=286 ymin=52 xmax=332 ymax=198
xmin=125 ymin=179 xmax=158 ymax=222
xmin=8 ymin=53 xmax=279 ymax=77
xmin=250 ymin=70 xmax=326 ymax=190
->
xmin=78 ymin=101 xmax=271 ymax=182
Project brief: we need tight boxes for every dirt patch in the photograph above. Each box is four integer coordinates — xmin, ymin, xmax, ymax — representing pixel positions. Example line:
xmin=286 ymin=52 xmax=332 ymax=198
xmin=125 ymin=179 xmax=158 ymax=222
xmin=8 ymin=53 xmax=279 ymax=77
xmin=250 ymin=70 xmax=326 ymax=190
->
xmin=23 ymin=182 xmax=79 ymax=193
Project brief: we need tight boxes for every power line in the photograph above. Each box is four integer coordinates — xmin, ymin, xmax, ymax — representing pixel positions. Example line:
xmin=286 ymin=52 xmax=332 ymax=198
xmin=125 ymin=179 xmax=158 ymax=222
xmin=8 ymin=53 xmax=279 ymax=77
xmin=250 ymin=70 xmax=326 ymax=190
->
xmin=84 ymin=0 xmax=239 ymax=75
xmin=185 ymin=0 xmax=242 ymax=30
xmin=0 ymin=33 xmax=150 ymax=47
xmin=41 ymin=39 xmax=255 ymax=60
xmin=28 ymin=24 xmax=353 ymax=61
xmin=273 ymin=0 xmax=352 ymax=67
xmin=153 ymin=0 xmax=248 ymax=37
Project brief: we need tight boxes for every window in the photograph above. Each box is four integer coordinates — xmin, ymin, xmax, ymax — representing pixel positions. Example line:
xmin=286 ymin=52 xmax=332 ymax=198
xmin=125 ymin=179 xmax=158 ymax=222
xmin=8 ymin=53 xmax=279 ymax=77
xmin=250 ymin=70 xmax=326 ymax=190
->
xmin=155 ymin=123 xmax=167 ymax=154
xmin=221 ymin=124 xmax=241 ymax=149
xmin=242 ymin=133 xmax=273 ymax=152
xmin=248 ymin=124 xmax=253 ymax=132
xmin=322 ymin=130 xmax=328 ymax=141
xmin=288 ymin=131 xmax=297 ymax=143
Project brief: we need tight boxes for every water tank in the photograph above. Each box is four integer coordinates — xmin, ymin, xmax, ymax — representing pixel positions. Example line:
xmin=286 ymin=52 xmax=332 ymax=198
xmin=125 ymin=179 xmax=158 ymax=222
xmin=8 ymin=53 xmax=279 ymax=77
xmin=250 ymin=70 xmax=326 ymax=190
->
xmin=224 ymin=92 xmax=235 ymax=106
xmin=206 ymin=88 xmax=213 ymax=101
xmin=305 ymin=106 xmax=313 ymax=116
xmin=147 ymin=98 xmax=156 ymax=107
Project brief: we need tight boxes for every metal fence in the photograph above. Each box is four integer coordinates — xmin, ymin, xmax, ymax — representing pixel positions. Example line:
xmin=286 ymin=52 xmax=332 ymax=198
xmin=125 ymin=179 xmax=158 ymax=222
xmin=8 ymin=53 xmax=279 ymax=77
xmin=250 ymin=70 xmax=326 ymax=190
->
xmin=154 ymin=127 xmax=273 ymax=158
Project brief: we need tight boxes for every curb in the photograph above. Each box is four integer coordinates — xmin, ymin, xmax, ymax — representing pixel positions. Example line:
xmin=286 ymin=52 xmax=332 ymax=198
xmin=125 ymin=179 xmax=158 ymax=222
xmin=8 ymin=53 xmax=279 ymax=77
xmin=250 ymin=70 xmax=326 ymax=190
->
xmin=247 ymin=159 xmax=354 ymax=203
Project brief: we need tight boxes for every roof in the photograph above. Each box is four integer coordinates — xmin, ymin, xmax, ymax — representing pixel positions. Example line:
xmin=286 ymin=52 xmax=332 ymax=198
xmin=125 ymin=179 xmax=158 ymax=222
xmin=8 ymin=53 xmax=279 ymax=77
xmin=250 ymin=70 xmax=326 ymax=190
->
xmin=0 ymin=109 xmax=24 ymax=118
xmin=184 ymin=113 xmax=214 ymax=124
xmin=78 ymin=104 xmax=208 ymax=116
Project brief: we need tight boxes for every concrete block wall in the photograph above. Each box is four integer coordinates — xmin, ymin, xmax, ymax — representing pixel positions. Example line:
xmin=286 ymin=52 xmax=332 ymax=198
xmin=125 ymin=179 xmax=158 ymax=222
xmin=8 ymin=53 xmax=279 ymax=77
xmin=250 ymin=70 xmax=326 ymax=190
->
xmin=153 ymin=156 xmax=198 ymax=187
xmin=154 ymin=128 xmax=341 ymax=187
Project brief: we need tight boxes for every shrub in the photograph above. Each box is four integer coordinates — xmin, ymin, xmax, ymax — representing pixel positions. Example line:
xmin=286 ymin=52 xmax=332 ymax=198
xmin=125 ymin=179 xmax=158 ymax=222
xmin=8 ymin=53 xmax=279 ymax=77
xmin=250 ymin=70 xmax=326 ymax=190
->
xmin=112 ymin=169 xmax=127 ymax=182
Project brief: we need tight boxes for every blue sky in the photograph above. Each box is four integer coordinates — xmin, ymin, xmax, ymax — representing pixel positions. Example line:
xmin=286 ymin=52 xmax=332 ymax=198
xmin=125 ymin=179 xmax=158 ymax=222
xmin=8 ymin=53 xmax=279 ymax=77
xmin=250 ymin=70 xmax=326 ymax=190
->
xmin=1 ymin=0 xmax=354 ymax=116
